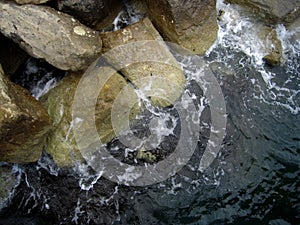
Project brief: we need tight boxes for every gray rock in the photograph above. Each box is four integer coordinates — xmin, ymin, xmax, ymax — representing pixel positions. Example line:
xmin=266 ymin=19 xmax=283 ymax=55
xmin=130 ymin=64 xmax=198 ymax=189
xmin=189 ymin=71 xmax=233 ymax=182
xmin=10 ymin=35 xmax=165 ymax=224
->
xmin=14 ymin=0 xmax=49 ymax=4
xmin=144 ymin=0 xmax=218 ymax=55
xmin=56 ymin=0 xmax=124 ymax=30
xmin=0 ymin=65 xmax=51 ymax=164
xmin=226 ymin=0 xmax=300 ymax=24
xmin=0 ymin=165 xmax=20 ymax=210
xmin=0 ymin=1 xmax=102 ymax=71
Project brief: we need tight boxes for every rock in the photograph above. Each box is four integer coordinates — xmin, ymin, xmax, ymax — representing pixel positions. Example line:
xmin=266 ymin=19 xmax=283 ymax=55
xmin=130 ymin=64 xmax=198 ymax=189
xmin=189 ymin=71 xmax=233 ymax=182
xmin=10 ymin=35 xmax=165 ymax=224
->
xmin=260 ymin=28 xmax=283 ymax=65
xmin=226 ymin=0 xmax=300 ymax=24
xmin=0 ymin=65 xmax=51 ymax=164
xmin=0 ymin=1 xmax=102 ymax=71
xmin=0 ymin=165 xmax=19 ymax=210
xmin=100 ymin=17 xmax=186 ymax=107
xmin=40 ymin=68 xmax=139 ymax=168
xmin=144 ymin=0 xmax=218 ymax=55
xmin=14 ymin=0 xmax=49 ymax=4
xmin=56 ymin=0 xmax=123 ymax=30
xmin=0 ymin=33 xmax=28 ymax=78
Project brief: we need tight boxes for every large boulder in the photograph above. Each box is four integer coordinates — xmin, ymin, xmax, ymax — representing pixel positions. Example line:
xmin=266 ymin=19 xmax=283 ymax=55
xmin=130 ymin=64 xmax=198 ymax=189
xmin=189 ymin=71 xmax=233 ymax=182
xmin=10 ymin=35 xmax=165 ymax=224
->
xmin=144 ymin=0 xmax=218 ymax=55
xmin=0 ymin=1 xmax=102 ymax=71
xmin=41 ymin=68 xmax=138 ymax=168
xmin=0 ymin=65 xmax=51 ymax=164
xmin=226 ymin=0 xmax=300 ymax=24
xmin=100 ymin=17 xmax=186 ymax=107
xmin=55 ymin=0 xmax=124 ymax=30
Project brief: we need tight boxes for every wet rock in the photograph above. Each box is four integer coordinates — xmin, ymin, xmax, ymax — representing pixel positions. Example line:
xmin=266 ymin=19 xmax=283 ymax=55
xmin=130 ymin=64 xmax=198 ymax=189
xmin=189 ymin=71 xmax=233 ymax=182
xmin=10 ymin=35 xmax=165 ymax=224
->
xmin=144 ymin=0 xmax=218 ymax=55
xmin=14 ymin=0 xmax=49 ymax=4
xmin=0 ymin=33 xmax=28 ymax=78
xmin=100 ymin=17 xmax=186 ymax=107
xmin=260 ymin=28 xmax=283 ymax=65
xmin=0 ymin=165 xmax=19 ymax=210
xmin=40 ymin=68 xmax=138 ymax=168
xmin=56 ymin=0 xmax=123 ymax=30
xmin=0 ymin=1 xmax=102 ymax=71
xmin=0 ymin=65 xmax=51 ymax=164
xmin=226 ymin=0 xmax=300 ymax=24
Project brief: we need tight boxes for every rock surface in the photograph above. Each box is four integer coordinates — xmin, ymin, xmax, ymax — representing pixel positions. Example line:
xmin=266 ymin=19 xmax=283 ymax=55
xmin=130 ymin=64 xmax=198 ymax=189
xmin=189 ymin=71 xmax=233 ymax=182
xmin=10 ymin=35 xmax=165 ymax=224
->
xmin=56 ymin=0 xmax=123 ymax=30
xmin=0 ymin=165 xmax=19 ymax=210
xmin=100 ymin=17 xmax=186 ymax=107
xmin=145 ymin=0 xmax=218 ymax=55
xmin=226 ymin=0 xmax=300 ymax=24
xmin=41 ymin=69 xmax=138 ymax=168
xmin=14 ymin=0 xmax=49 ymax=4
xmin=0 ymin=1 xmax=102 ymax=71
xmin=0 ymin=65 xmax=51 ymax=164
xmin=260 ymin=28 xmax=283 ymax=65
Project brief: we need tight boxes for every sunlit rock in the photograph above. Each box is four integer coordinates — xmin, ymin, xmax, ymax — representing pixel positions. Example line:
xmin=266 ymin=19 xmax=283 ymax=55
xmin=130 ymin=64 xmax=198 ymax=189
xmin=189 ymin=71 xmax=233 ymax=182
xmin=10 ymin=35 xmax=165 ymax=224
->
xmin=100 ymin=17 xmax=186 ymax=107
xmin=0 ymin=1 xmax=102 ymax=71
xmin=144 ymin=0 xmax=218 ymax=55
xmin=14 ymin=0 xmax=49 ymax=4
xmin=41 ymin=68 xmax=139 ymax=168
xmin=0 ymin=65 xmax=51 ymax=164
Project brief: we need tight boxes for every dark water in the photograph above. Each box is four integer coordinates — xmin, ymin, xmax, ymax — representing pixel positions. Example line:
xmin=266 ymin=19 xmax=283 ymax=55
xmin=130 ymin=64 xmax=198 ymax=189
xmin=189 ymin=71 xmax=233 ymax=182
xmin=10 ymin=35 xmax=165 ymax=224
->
xmin=1 ymin=3 xmax=300 ymax=225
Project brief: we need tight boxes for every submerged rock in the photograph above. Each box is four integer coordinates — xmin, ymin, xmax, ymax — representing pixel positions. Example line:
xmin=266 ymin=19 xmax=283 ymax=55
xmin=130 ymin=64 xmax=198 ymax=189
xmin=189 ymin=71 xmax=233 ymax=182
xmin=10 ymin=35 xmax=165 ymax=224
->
xmin=0 ymin=65 xmax=51 ymax=164
xmin=56 ymin=0 xmax=124 ymax=30
xmin=0 ymin=165 xmax=19 ymax=210
xmin=41 ymin=68 xmax=138 ymax=168
xmin=226 ymin=0 xmax=300 ymax=24
xmin=0 ymin=1 xmax=102 ymax=71
xmin=145 ymin=0 xmax=218 ymax=55
xmin=100 ymin=17 xmax=186 ymax=107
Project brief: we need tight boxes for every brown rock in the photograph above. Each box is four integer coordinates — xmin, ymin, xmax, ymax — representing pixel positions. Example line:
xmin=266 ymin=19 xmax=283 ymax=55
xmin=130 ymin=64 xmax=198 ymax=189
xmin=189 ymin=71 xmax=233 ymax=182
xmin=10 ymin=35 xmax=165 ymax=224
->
xmin=100 ymin=17 xmax=186 ymax=107
xmin=41 ymin=68 xmax=139 ymax=168
xmin=0 ymin=65 xmax=51 ymax=164
xmin=145 ymin=0 xmax=218 ymax=55
xmin=0 ymin=1 xmax=102 ymax=71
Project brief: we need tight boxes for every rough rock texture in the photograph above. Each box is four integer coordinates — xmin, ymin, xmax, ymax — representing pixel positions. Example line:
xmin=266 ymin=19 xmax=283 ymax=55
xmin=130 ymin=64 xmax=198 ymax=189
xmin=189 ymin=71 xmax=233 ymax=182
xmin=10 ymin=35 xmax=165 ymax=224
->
xmin=0 ymin=1 xmax=102 ymax=71
xmin=100 ymin=17 xmax=186 ymax=107
xmin=260 ymin=28 xmax=283 ymax=65
xmin=56 ymin=0 xmax=123 ymax=30
xmin=0 ymin=165 xmax=18 ymax=210
xmin=226 ymin=0 xmax=300 ymax=24
xmin=0 ymin=65 xmax=51 ymax=164
xmin=0 ymin=33 xmax=28 ymax=78
xmin=14 ymin=0 xmax=49 ymax=4
xmin=144 ymin=0 xmax=218 ymax=55
xmin=41 ymin=69 xmax=138 ymax=168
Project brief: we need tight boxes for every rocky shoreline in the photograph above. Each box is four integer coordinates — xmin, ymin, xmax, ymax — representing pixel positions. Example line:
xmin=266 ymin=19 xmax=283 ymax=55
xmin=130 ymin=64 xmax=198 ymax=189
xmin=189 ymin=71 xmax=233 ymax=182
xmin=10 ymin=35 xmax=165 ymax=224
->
xmin=0 ymin=0 xmax=299 ymax=208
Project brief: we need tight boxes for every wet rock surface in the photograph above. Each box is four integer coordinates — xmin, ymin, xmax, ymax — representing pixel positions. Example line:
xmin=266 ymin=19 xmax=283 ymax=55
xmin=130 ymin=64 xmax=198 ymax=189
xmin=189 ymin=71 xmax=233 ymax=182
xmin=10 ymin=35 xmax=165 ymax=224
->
xmin=226 ymin=0 xmax=300 ymax=24
xmin=0 ymin=65 xmax=51 ymax=164
xmin=0 ymin=1 xmax=102 ymax=71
